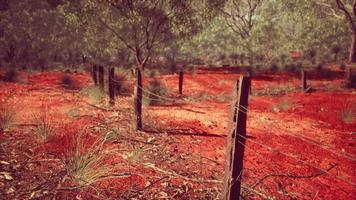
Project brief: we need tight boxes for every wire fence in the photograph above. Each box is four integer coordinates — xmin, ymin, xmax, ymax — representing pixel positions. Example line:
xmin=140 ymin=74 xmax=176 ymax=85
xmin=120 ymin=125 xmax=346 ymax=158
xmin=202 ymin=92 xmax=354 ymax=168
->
xmin=107 ymin=69 xmax=356 ymax=199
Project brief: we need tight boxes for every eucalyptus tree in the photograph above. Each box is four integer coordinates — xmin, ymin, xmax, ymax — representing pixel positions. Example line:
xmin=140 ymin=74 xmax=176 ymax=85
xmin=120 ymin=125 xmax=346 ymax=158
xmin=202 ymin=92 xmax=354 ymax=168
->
xmin=219 ymin=0 xmax=264 ymax=60
xmin=94 ymin=0 xmax=220 ymax=130
xmin=314 ymin=0 xmax=356 ymax=62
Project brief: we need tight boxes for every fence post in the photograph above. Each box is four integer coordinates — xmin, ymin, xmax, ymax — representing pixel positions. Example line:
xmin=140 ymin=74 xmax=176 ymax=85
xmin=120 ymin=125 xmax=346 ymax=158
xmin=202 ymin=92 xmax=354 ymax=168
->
xmin=223 ymin=75 xmax=251 ymax=200
xmin=301 ymin=70 xmax=307 ymax=91
xmin=98 ymin=66 xmax=104 ymax=90
xmin=92 ymin=65 xmax=98 ymax=85
xmin=179 ymin=71 xmax=184 ymax=95
xmin=108 ymin=67 xmax=115 ymax=105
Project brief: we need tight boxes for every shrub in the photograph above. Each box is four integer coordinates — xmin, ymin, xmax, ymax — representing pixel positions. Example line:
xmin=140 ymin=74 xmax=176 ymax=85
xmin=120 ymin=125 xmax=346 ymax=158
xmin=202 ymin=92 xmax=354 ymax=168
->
xmin=269 ymin=63 xmax=279 ymax=73
xmin=81 ymin=86 xmax=105 ymax=105
xmin=0 ymin=103 xmax=15 ymax=131
xmin=306 ymin=49 xmax=317 ymax=64
xmin=145 ymin=79 xmax=168 ymax=106
xmin=345 ymin=69 xmax=356 ymax=88
xmin=340 ymin=63 xmax=346 ymax=70
xmin=280 ymin=54 xmax=288 ymax=65
xmin=113 ymin=73 xmax=132 ymax=96
xmin=61 ymin=74 xmax=75 ymax=89
xmin=284 ymin=63 xmax=297 ymax=73
xmin=2 ymin=69 xmax=18 ymax=82
xmin=316 ymin=63 xmax=332 ymax=78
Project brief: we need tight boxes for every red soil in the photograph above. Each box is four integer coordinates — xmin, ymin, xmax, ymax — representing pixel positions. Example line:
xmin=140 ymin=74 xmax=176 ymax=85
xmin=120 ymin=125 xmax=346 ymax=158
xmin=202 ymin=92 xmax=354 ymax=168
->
xmin=0 ymin=68 xmax=355 ymax=199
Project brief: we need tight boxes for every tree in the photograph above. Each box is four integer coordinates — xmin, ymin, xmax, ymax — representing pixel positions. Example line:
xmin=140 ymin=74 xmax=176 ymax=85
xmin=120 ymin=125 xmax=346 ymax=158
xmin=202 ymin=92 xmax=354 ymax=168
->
xmin=335 ymin=0 xmax=356 ymax=62
xmin=98 ymin=0 xmax=214 ymax=130
xmin=315 ymin=0 xmax=356 ymax=62
xmin=220 ymin=0 xmax=264 ymax=57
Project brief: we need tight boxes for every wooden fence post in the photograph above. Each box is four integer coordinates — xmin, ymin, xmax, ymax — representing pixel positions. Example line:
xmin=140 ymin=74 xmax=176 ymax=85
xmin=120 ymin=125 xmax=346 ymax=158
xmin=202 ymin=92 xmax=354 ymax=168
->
xmin=179 ymin=71 xmax=184 ymax=95
xmin=301 ymin=70 xmax=307 ymax=91
xmin=92 ymin=65 xmax=98 ymax=85
xmin=98 ymin=66 xmax=104 ymax=90
xmin=134 ymin=67 xmax=143 ymax=130
xmin=223 ymin=75 xmax=251 ymax=200
xmin=108 ymin=67 xmax=115 ymax=105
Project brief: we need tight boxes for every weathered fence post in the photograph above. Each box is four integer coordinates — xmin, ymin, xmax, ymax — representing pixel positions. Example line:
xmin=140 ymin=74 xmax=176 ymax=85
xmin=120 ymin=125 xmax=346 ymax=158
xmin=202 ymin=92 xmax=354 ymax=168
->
xmin=301 ymin=70 xmax=307 ymax=91
xmin=108 ymin=67 xmax=115 ymax=105
xmin=92 ymin=65 xmax=98 ymax=85
xmin=179 ymin=71 xmax=184 ymax=95
xmin=223 ymin=75 xmax=251 ymax=200
xmin=98 ymin=66 xmax=104 ymax=90
xmin=134 ymin=67 xmax=143 ymax=130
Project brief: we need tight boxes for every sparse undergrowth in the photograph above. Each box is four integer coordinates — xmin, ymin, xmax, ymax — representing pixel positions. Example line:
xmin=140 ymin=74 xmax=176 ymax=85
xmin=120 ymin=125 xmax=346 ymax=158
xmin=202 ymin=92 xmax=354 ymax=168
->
xmin=272 ymin=98 xmax=294 ymax=112
xmin=255 ymin=85 xmax=296 ymax=96
xmin=0 ymin=103 xmax=15 ymax=131
xmin=1 ymin=69 xmax=18 ymax=82
xmin=113 ymin=72 xmax=132 ymax=96
xmin=61 ymin=74 xmax=76 ymax=89
xmin=145 ymin=79 xmax=169 ymax=106
xmin=81 ymin=86 xmax=105 ymax=105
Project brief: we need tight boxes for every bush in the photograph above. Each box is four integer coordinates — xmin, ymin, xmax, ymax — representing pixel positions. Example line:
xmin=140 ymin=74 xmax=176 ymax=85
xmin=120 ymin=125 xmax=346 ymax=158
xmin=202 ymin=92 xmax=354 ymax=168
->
xmin=113 ymin=73 xmax=132 ymax=96
xmin=284 ymin=63 xmax=297 ymax=73
xmin=340 ymin=63 xmax=346 ymax=70
xmin=306 ymin=49 xmax=317 ymax=64
xmin=316 ymin=63 xmax=332 ymax=78
xmin=145 ymin=79 xmax=168 ymax=106
xmin=2 ymin=69 xmax=18 ymax=82
xmin=61 ymin=74 xmax=75 ymax=89
xmin=345 ymin=69 xmax=356 ymax=88
xmin=81 ymin=86 xmax=105 ymax=105
xmin=269 ymin=63 xmax=279 ymax=73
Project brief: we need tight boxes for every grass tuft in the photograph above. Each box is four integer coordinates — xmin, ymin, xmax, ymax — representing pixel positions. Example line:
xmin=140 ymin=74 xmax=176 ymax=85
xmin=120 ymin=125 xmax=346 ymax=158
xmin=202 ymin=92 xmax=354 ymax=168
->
xmin=0 ymin=103 xmax=15 ymax=131
xmin=272 ymin=98 xmax=293 ymax=112
xmin=33 ymin=104 xmax=56 ymax=141
xmin=341 ymin=101 xmax=355 ymax=124
xmin=49 ymin=129 xmax=125 ymax=187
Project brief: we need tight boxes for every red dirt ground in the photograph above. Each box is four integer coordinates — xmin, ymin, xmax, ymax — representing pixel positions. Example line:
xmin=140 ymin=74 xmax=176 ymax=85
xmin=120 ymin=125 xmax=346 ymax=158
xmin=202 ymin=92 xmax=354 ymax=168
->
xmin=0 ymin=68 xmax=355 ymax=199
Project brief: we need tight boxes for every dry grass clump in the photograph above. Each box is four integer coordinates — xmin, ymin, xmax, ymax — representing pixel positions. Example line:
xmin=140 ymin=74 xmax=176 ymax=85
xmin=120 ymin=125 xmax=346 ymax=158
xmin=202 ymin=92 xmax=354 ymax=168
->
xmin=0 ymin=103 xmax=15 ymax=131
xmin=47 ymin=127 xmax=127 ymax=187
xmin=272 ymin=98 xmax=294 ymax=112
xmin=145 ymin=79 xmax=169 ymax=106
xmin=341 ymin=100 xmax=355 ymax=124
xmin=32 ymin=104 xmax=56 ymax=141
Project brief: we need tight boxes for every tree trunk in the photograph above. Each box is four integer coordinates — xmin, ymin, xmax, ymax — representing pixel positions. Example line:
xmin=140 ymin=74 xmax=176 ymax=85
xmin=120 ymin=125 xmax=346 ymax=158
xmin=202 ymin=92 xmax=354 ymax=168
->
xmin=350 ymin=31 xmax=356 ymax=63
xmin=134 ymin=67 xmax=143 ymax=131
xmin=179 ymin=71 xmax=184 ymax=95
xmin=98 ymin=66 xmax=104 ymax=90
xmin=92 ymin=65 xmax=98 ymax=85
xmin=108 ymin=67 xmax=115 ymax=105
